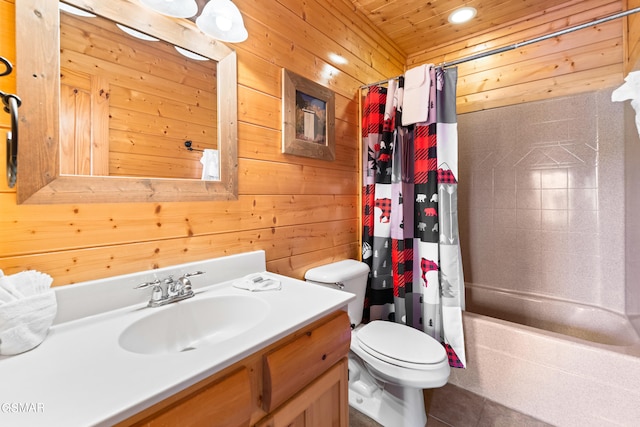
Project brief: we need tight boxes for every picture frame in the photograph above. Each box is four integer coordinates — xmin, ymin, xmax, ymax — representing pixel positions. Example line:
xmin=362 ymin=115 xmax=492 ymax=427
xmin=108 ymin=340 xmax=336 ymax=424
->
xmin=282 ymin=69 xmax=335 ymax=161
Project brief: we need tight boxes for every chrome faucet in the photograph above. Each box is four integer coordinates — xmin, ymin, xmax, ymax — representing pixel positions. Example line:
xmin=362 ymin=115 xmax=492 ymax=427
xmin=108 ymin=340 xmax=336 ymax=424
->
xmin=135 ymin=271 xmax=204 ymax=307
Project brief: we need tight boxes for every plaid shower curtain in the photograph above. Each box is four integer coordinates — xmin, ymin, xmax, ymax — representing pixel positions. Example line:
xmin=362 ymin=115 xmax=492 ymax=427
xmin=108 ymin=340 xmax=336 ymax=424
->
xmin=362 ymin=66 xmax=466 ymax=368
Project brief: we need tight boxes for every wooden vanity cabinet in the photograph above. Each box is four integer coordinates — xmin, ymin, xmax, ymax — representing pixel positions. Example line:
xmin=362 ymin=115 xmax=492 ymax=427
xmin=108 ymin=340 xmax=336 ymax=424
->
xmin=117 ymin=310 xmax=351 ymax=427
xmin=122 ymin=367 xmax=253 ymax=427
xmin=255 ymin=359 xmax=348 ymax=427
xmin=260 ymin=309 xmax=351 ymax=426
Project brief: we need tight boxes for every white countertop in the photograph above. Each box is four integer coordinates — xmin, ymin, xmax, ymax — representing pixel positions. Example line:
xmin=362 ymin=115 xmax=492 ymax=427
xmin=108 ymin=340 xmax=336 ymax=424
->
xmin=0 ymin=251 xmax=354 ymax=427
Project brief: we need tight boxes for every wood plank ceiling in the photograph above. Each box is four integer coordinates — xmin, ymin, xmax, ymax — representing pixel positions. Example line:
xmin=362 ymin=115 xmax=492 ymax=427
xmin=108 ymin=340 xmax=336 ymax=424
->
xmin=349 ymin=0 xmax=575 ymax=56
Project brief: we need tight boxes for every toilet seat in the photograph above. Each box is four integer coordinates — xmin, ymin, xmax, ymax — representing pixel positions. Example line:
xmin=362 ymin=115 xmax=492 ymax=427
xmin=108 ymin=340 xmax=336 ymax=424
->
xmin=356 ymin=321 xmax=447 ymax=369
xmin=351 ymin=338 xmax=450 ymax=389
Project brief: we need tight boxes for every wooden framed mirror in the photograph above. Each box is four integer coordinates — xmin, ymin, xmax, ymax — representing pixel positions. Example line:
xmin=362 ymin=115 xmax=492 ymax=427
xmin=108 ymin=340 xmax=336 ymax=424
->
xmin=15 ymin=0 xmax=238 ymax=204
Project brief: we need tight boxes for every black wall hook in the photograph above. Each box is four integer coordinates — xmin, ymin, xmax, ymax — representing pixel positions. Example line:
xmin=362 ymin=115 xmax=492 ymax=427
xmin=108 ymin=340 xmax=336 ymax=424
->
xmin=184 ymin=140 xmax=203 ymax=152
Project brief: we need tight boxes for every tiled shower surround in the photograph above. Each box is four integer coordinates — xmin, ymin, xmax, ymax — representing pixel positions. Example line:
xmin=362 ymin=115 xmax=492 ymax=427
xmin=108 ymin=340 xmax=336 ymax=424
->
xmin=457 ymin=87 xmax=628 ymax=315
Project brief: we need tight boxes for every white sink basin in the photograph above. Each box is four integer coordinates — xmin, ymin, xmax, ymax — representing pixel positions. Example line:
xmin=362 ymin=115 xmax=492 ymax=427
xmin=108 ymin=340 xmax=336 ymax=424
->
xmin=119 ymin=294 xmax=270 ymax=355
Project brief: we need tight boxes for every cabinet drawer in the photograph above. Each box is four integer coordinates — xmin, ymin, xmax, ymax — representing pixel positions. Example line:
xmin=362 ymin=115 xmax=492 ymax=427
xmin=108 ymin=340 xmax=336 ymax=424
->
xmin=262 ymin=311 xmax=351 ymax=412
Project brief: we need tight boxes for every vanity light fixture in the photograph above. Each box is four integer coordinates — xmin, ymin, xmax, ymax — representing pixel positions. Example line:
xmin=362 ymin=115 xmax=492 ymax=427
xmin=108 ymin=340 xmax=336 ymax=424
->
xmin=116 ymin=24 xmax=160 ymax=41
xmin=196 ymin=0 xmax=248 ymax=43
xmin=140 ymin=0 xmax=198 ymax=18
xmin=448 ymin=6 xmax=477 ymax=24
xmin=58 ymin=2 xmax=97 ymax=17
xmin=174 ymin=46 xmax=210 ymax=61
xmin=140 ymin=0 xmax=249 ymax=43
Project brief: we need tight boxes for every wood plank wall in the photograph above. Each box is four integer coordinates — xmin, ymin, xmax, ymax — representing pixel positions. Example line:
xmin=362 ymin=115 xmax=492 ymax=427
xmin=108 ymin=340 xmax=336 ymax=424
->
xmin=628 ymin=0 xmax=640 ymax=69
xmin=0 ymin=0 xmax=637 ymax=288
xmin=407 ymin=0 xmax=626 ymax=113
xmin=0 ymin=0 xmax=403 ymax=286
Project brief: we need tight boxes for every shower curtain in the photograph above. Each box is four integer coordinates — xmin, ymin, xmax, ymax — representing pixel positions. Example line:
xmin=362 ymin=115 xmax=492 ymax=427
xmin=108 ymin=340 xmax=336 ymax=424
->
xmin=362 ymin=66 xmax=466 ymax=368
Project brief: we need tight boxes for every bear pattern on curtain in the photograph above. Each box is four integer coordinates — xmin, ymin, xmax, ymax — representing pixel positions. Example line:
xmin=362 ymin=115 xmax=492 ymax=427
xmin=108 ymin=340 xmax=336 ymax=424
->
xmin=362 ymin=66 xmax=466 ymax=368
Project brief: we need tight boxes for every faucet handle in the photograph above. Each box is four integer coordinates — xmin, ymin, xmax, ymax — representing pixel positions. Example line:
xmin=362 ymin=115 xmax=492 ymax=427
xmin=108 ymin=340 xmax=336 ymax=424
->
xmin=134 ymin=279 xmax=161 ymax=290
xmin=176 ymin=271 xmax=204 ymax=295
xmin=183 ymin=271 xmax=205 ymax=278
xmin=134 ymin=279 xmax=164 ymax=303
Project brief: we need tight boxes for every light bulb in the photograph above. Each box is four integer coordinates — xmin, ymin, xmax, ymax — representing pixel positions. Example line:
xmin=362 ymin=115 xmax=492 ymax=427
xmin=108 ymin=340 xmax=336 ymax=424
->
xmin=215 ymin=15 xmax=233 ymax=32
xmin=140 ymin=0 xmax=198 ymax=18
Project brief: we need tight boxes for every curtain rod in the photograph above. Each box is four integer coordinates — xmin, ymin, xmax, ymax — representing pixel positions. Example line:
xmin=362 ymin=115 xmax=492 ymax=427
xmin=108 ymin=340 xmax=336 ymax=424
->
xmin=360 ymin=7 xmax=640 ymax=90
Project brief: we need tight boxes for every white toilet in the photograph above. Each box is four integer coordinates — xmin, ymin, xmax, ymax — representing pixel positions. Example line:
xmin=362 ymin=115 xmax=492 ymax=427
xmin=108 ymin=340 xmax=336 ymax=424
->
xmin=305 ymin=259 xmax=450 ymax=427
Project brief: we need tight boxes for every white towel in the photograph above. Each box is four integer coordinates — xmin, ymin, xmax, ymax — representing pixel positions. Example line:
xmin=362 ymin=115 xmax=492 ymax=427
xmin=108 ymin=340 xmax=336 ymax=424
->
xmin=0 ymin=271 xmax=24 ymax=302
xmin=402 ymin=64 xmax=432 ymax=126
xmin=384 ymin=78 xmax=397 ymax=122
xmin=232 ymin=273 xmax=281 ymax=292
xmin=0 ymin=290 xmax=57 ymax=355
xmin=6 ymin=270 xmax=52 ymax=297
xmin=200 ymin=149 xmax=220 ymax=181
xmin=0 ymin=270 xmax=56 ymax=355
xmin=612 ymin=71 xmax=640 ymax=137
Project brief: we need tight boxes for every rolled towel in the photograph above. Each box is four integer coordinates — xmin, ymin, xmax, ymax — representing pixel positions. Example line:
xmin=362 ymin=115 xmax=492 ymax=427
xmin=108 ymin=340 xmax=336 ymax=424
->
xmin=0 ymin=290 xmax=57 ymax=355
xmin=0 ymin=285 xmax=16 ymax=304
xmin=9 ymin=270 xmax=52 ymax=297
xmin=0 ymin=271 xmax=24 ymax=301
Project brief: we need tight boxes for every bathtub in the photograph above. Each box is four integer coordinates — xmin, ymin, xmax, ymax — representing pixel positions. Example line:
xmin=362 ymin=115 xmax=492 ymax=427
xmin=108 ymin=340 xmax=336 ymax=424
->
xmin=448 ymin=284 xmax=640 ymax=426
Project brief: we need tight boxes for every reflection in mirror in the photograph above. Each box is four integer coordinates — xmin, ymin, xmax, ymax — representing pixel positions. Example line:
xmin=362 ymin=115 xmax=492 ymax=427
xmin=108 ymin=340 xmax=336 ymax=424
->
xmin=59 ymin=7 xmax=218 ymax=180
xmin=15 ymin=0 xmax=237 ymax=204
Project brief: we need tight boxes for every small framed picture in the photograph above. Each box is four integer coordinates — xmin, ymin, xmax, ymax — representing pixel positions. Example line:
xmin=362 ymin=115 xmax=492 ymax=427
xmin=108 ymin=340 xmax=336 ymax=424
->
xmin=282 ymin=69 xmax=335 ymax=161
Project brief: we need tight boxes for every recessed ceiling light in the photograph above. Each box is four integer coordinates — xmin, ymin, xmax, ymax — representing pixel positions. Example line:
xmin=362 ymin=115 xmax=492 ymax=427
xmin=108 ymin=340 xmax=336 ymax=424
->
xmin=448 ymin=6 xmax=477 ymax=24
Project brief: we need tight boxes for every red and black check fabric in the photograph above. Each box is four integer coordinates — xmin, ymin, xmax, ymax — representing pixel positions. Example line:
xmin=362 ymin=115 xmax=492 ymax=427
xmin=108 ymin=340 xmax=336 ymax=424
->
xmin=413 ymin=123 xmax=437 ymax=184
xmin=420 ymin=258 xmax=439 ymax=287
xmin=374 ymin=198 xmax=392 ymax=223
xmin=362 ymin=86 xmax=386 ymax=138
xmin=392 ymin=239 xmax=414 ymax=297
xmin=445 ymin=344 xmax=464 ymax=368
xmin=438 ymin=168 xmax=457 ymax=184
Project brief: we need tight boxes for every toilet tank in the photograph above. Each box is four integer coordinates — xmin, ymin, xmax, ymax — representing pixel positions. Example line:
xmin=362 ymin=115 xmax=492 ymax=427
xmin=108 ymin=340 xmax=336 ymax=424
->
xmin=305 ymin=260 xmax=369 ymax=327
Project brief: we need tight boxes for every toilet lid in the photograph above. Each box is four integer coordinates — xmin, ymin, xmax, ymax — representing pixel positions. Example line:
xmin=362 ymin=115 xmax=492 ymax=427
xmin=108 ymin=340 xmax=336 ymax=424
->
xmin=356 ymin=321 xmax=446 ymax=366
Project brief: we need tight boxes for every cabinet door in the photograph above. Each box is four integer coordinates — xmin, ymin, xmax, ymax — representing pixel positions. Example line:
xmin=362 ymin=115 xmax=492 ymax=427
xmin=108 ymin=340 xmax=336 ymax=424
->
xmin=256 ymin=358 xmax=348 ymax=427
xmin=127 ymin=367 xmax=252 ymax=427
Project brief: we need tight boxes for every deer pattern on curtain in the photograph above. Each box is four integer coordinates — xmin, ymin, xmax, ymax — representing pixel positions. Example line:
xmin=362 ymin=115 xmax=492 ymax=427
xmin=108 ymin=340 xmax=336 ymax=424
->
xmin=362 ymin=66 xmax=466 ymax=368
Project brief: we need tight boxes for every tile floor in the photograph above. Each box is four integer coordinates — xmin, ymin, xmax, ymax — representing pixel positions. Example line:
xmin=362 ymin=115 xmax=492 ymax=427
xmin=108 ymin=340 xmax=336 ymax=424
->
xmin=349 ymin=383 xmax=554 ymax=427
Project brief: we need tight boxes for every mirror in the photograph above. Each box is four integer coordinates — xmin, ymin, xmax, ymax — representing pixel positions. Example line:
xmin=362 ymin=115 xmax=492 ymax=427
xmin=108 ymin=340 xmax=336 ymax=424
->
xmin=59 ymin=6 xmax=218 ymax=180
xmin=15 ymin=0 xmax=237 ymax=203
